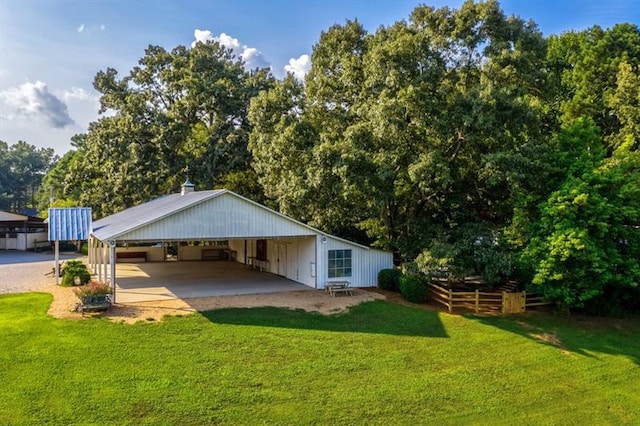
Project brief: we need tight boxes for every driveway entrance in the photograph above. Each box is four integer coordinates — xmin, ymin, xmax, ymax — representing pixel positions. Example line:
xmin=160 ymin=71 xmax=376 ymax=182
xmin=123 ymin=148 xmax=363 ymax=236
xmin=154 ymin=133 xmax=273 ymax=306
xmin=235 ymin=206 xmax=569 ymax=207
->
xmin=114 ymin=261 xmax=313 ymax=303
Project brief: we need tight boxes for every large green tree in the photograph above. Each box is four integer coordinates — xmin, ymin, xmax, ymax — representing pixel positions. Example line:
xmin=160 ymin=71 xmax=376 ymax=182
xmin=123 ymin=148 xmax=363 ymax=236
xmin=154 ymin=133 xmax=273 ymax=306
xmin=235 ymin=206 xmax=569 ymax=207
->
xmin=0 ymin=141 xmax=56 ymax=212
xmin=524 ymin=120 xmax=640 ymax=314
xmin=250 ymin=0 xmax=549 ymax=279
xmin=63 ymin=41 xmax=273 ymax=216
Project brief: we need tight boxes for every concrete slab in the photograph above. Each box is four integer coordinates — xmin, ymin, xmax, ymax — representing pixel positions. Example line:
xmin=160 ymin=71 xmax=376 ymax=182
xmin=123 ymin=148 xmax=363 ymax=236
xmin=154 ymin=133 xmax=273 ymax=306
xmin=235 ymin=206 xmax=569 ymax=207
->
xmin=113 ymin=261 xmax=313 ymax=303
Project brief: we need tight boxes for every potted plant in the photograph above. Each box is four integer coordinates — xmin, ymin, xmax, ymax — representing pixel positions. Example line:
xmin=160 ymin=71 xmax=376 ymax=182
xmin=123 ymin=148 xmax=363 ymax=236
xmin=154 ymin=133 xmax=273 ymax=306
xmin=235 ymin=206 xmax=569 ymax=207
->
xmin=73 ymin=281 xmax=112 ymax=309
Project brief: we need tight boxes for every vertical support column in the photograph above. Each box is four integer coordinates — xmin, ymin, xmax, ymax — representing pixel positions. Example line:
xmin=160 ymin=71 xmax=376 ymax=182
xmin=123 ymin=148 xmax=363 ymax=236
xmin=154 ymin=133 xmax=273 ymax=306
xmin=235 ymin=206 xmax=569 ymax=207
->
xmin=97 ymin=241 xmax=103 ymax=282
xmin=87 ymin=237 xmax=92 ymax=271
xmin=89 ymin=237 xmax=94 ymax=272
xmin=102 ymin=244 xmax=108 ymax=283
xmin=109 ymin=241 xmax=116 ymax=303
xmin=54 ymin=240 xmax=60 ymax=285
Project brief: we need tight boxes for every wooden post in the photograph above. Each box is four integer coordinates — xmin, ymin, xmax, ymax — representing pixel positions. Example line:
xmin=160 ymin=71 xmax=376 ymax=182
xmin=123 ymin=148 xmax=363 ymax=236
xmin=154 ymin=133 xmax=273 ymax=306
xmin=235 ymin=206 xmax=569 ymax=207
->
xmin=475 ymin=289 xmax=479 ymax=314
xmin=54 ymin=240 xmax=60 ymax=285
xmin=523 ymin=291 xmax=527 ymax=313
xmin=448 ymin=288 xmax=453 ymax=313
xmin=501 ymin=291 xmax=506 ymax=315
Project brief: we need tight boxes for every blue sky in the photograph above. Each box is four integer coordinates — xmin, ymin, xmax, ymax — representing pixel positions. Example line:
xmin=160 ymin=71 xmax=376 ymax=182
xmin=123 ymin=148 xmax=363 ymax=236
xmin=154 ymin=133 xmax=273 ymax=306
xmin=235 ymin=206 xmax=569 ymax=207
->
xmin=1 ymin=0 xmax=638 ymax=155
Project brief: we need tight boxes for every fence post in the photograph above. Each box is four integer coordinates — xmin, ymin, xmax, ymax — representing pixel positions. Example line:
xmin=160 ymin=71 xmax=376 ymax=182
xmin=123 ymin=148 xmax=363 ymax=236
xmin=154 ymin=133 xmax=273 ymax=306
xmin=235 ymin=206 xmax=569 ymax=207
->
xmin=501 ymin=291 xmax=506 ymax=315
xmin=475 ymin=289 xmax=479 ymax=313
xmin=523 ymin=291 xmax=527 ymax=313
xmin=448 ymin=288 xmax=453 ymax=313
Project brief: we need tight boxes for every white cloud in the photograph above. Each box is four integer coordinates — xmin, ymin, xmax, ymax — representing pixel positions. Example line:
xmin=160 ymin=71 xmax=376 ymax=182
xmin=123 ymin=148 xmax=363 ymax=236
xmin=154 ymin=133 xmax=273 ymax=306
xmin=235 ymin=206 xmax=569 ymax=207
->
xmin=61 ymin=87 xmax=92 ymax=101
xmin=285 ymin=54 xmax=311 ymax=80
xmin=78 ymin=23 xmax=107 ymax=33
xmin=192 ymin=29 xmax=270 ymax=71
xmin=0 ymin=81 xmax=74 ymax=128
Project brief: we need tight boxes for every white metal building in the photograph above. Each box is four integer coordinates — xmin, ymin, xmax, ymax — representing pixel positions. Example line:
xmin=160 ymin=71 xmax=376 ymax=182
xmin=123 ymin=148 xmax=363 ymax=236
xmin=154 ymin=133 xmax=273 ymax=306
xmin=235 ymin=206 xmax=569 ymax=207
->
xmin=89 ymin=184 xmax=393 ymax=293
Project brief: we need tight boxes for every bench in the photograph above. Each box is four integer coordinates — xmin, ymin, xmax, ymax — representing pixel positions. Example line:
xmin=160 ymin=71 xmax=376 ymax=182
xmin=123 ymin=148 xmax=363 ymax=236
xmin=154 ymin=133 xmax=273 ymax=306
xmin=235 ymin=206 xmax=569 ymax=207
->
xmin=115 ymin=251 xmax=147 ymax=263
xmin=325 ymin=281 xmax=353 ymax=297
xmin=202 ymin=248 xmax=229 ymax=260
xmin=75 ymin=294 xmax=112 ymax=316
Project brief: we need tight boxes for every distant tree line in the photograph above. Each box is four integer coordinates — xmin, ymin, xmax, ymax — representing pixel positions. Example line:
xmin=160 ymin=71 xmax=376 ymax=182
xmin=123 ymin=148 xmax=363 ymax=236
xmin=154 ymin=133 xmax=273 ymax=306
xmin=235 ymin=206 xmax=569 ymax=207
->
xmin=0 ymin=141 xmax=55 ymax=213
xmin=36 ymin=0 xmax=639 ymax=315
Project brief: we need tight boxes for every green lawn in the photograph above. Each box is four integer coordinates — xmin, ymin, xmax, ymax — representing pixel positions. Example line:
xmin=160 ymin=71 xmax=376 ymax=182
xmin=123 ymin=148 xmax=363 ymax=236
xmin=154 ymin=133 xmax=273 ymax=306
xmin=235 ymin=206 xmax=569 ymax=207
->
xmin=1 ymin=293 xmax=639 ymax=425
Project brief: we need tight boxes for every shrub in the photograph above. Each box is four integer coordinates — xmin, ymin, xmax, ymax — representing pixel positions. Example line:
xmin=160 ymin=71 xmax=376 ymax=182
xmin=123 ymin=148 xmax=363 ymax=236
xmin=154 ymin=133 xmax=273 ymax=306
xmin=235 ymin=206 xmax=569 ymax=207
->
xmin=73 ymin=281 xmax=111 ymax=299
xmin=61 ymin=261 xmax=91 ymax=287
xmin=399 ymin=274 xmax=429 ymax=303
xmin=378 ymin=269 xmax=401 ymax=291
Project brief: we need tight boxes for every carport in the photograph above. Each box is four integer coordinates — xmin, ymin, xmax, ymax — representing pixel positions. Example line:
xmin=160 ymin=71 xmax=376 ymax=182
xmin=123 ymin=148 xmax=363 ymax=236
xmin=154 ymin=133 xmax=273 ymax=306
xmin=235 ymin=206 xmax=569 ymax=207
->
xmin=89 ymin=182 xmax=393 ymax=303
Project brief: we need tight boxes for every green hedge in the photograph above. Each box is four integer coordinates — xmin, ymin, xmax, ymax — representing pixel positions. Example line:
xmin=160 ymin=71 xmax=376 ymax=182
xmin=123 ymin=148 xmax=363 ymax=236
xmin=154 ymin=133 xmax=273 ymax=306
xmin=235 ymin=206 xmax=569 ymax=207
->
xmin=378 ymin=269 xmax=402 ymax=291
xmin=399 ymin=275 xmax=429 ymax=303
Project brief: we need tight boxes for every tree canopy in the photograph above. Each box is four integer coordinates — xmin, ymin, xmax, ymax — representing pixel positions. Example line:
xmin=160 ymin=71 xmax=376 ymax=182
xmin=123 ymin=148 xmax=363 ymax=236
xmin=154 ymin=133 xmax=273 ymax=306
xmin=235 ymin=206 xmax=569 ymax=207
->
xmin=0 ymin=141 xmax=55 ymax=213
xmin=52 ymin=41 xmax=274 ymax=216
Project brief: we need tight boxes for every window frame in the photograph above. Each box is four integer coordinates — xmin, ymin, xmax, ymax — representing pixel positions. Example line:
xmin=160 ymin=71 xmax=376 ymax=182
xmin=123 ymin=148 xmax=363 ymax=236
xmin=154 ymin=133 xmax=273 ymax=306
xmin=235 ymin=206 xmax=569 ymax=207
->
xmin=328 ymin=249 xmax=352 ymax=278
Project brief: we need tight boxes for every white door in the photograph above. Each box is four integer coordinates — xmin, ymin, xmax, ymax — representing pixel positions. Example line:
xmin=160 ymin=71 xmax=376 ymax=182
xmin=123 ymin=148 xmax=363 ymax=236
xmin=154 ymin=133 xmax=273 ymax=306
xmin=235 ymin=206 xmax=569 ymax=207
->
xmin=277 ymin=244 xmax=287 ymax=277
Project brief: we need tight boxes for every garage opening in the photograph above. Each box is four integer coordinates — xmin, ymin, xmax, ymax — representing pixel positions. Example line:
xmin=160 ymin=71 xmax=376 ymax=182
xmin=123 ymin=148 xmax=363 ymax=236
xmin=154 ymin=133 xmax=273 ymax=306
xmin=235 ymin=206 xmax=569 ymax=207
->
xmin=107 ymin=236 xmax=317 ymax=303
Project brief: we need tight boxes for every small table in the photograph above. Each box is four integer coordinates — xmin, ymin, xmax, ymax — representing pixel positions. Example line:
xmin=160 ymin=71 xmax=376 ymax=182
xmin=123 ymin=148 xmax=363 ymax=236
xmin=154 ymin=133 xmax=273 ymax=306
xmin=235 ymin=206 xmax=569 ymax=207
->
xmin=325 ymin=281 xmax=352 ymax=297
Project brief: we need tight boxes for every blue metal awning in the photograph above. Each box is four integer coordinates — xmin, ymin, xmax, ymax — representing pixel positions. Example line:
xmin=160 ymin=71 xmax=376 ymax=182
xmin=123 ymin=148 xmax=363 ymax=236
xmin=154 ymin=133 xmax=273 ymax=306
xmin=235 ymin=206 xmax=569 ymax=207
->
xmin=48 ymin=207 xmax=92 ymax=241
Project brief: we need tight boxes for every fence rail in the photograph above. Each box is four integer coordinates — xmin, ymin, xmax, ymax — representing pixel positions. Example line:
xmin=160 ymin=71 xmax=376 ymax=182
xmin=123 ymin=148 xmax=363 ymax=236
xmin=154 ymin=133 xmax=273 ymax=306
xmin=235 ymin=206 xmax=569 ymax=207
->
xmin=428 ymin=282 xmax=551 ymax=314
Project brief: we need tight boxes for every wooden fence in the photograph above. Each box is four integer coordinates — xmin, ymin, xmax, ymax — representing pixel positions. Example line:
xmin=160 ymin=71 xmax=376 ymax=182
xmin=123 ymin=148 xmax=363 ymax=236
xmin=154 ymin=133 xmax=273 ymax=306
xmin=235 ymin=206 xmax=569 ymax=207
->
xmin=428 ymin=282 xmax=550 ymax=314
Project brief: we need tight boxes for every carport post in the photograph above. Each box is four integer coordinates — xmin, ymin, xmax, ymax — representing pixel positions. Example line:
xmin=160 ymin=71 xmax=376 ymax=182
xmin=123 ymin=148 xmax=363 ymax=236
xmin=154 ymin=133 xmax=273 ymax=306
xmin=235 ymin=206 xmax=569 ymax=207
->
xmin=54 ymin=240 xmax=60 ymax=285
xmin=97 ymin=241 xmax=102 ymax=282
xmin=109 ymin=240 xmax=116 ymax=303
xmin=102 ymin=244 xmax=108 ymax=284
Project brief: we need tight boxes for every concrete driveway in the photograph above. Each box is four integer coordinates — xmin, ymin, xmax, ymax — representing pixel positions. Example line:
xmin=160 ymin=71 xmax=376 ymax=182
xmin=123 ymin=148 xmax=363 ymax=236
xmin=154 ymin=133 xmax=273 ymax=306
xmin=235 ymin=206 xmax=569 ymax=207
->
xmin=113 ymin=260 xmax=313 ymax=303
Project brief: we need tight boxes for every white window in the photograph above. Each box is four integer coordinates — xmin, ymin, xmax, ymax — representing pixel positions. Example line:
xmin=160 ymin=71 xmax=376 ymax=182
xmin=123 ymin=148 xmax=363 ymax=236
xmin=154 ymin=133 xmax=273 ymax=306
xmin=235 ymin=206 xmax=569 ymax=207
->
xmin=328 ymin=249 xmax=352 ymax=278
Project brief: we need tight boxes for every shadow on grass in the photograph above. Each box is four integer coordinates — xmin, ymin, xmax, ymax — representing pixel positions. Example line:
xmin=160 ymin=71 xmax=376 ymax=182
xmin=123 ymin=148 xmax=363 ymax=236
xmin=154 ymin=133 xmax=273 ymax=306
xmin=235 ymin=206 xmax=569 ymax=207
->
xmin=469 ymin=311 xmax=640 ymax=366
xmin=200 ymin=300 xmax=449 ymax=338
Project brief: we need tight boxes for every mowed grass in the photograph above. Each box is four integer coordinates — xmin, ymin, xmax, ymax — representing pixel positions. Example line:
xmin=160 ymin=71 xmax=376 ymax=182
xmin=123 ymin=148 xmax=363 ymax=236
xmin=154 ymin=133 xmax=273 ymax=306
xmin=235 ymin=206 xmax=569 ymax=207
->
xmin=1 ymin=293 xmax=639 ymax=425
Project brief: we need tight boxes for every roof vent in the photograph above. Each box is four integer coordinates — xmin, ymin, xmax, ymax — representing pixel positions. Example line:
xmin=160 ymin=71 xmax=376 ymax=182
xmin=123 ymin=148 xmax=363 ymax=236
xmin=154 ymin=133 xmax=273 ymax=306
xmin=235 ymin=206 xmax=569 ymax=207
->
xmin=181 ymin=178 xmax=195 ymax=195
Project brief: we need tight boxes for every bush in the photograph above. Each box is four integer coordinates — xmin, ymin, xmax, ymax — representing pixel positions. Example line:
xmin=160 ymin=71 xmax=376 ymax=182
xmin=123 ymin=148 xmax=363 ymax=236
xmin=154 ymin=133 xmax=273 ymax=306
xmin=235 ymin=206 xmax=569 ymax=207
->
xmin=61 ymin=260 xmax=91 ymax=287
xmin=378 ymin=269 xmax=401 ymax=291
xmin=399 ymin=274 xmax=429 ymax=303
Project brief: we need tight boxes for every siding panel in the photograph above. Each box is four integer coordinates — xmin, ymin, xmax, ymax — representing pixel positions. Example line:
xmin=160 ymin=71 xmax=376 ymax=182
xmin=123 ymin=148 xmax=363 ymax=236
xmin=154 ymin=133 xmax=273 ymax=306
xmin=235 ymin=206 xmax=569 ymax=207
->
xmin=118 ymin=193 xmax=316 ymax=241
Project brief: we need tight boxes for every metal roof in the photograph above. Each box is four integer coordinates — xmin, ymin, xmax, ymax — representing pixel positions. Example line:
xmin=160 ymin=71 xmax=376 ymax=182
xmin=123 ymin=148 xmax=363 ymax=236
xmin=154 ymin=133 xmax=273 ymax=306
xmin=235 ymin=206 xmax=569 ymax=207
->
xmin=90 ymin=189 xmax=370 ymax=249
xmin=0 ymin=211 xmax=29 ymax=222
xmin=92 ymin=190 xmax=225 ymax=242
xmin=48 ymin=207 xmax=92 ymax=241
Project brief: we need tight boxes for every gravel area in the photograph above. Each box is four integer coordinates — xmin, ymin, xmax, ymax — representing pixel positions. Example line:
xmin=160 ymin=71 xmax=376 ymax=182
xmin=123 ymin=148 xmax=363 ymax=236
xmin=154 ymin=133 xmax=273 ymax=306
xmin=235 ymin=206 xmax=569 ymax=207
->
xmin=0 ymin=251 xmax=83 ymax=294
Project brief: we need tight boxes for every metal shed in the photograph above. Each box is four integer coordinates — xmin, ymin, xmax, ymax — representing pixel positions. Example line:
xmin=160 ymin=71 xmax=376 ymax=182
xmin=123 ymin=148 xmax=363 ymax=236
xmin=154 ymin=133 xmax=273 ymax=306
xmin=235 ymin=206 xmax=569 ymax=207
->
xmin=89 ymin=184 xmax=393 ymax=301
xmin=0 ymin=210 xmax=47 ymax=250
